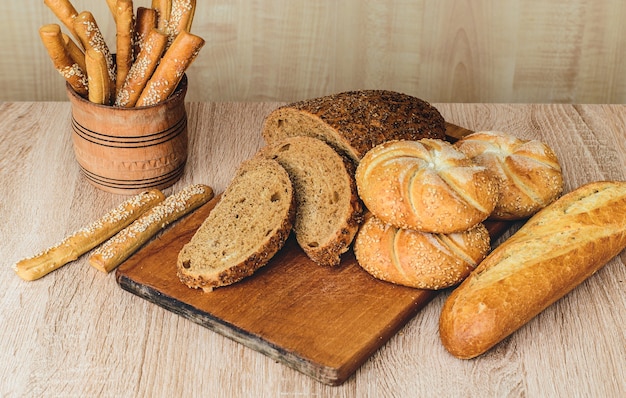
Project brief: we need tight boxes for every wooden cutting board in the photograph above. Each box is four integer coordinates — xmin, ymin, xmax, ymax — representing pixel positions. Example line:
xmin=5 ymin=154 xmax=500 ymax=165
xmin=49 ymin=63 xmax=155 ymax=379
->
xmin=115 ymin=123 xmax=512 ymax=385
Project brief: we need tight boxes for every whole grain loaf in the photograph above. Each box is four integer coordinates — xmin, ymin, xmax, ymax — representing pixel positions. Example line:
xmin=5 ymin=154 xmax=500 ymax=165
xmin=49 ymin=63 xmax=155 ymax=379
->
xmin=261 ymin=90 xmax=446 ymax=164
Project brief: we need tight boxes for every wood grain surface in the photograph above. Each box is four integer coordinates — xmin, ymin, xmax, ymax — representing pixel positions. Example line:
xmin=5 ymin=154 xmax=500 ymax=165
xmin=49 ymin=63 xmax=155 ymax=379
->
xmin=3 ymin=1 xmax=626 ymax=104
xmin=1 ymin=102 xmax=625 ymax=397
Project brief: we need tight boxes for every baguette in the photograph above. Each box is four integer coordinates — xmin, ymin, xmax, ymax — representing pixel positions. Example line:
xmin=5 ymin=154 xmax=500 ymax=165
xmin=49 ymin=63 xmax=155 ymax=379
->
xmin=439 ymin=181 xmax=626 ymax=359
xmin=39 ymin=24 xmax=88 ymax=97
xmin=136 ymin=30 xmax=204 ymax=107
xmin=13 ymin=189 xmax=165 ymax=281
xmin=115 ymin=0 xmax=135 ymax=96
xmin=115 ymin=28 xmax=168 ymax=107
xmin=89 ymin=184 xmax=214 ymax=273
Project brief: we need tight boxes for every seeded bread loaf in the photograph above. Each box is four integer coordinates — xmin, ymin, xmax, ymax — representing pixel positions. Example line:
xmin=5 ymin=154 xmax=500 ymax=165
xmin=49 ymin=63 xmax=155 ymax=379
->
xmin=354 ymin=214 xmax=491 ymax=289
xmin=261 ymin=90 xmax=446 ymax=164
xmin=439 ymin=181 xmax=626 ymax=359
xmin=258 ymin=136 xmax=363 ymax=266
xmin=355 ymin=139 xmax=499 ymax=234
xmin=455 ymin=131 xmax=563 ymax=220
xmin=177 ymin=158 xmax=295 ymax=292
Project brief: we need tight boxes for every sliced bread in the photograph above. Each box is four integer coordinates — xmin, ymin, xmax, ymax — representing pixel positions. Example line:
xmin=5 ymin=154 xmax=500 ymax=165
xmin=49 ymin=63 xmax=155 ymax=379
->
xmin=261 ymin=90 xmax=447 ymax=164
xmin=258 ymin=136 xmax=363 ymax=266
xmin=177 ymin=157 xmax=295 ymax=291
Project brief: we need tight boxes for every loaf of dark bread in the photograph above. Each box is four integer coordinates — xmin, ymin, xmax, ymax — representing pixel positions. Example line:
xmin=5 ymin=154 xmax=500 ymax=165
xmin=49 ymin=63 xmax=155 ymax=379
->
xmin=261 ymin=90 xmax=446 ymax=164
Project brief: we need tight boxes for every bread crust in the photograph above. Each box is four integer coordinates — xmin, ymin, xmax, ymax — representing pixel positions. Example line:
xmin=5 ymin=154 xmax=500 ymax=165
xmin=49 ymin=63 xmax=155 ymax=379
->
xmin=354 ymin=214 xmax=490 ymax=289
xmin=355 ymin=139 xmax=499 ymax=233
xmin=261 ymin=90 xmax=446 ymax=164
xmin=439 ymin=181 xmax=626 ymax=359
xmin=455 ymin=131 xmax=563 ymax=220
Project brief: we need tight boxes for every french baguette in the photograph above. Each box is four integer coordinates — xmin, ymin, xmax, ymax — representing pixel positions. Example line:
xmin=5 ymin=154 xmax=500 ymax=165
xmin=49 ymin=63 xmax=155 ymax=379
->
xmin=439 ymin=180 xmax=626 ymax=359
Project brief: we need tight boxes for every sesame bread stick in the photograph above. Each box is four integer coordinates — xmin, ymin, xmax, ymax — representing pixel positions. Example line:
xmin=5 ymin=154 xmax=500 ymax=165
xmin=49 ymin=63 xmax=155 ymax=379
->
xmin=166 ymin=0 xmax=196 ymax=47
xmin=13 ymin=190 xmax=165 ymax=281
xmin=152 ymin=0 xmax=172 ymax=31
xmin=134 ymin=7 xmax=158 ymax=56
xmin=43 ymin=0 xmax=81 ymax=48
xmin=115 ymin=0 xmax=135 ymax=96
xmin=85 ymin=48 xmax=113 ymax=105
xmin=74 ymin=11 xmax=116 ymax=102
xmin=136 ymin=30 xmax=204 ymax=107
xmin=61 ymin=33 xmax=86 ymax=73
xmin=39 ymin=24 xmax=88 ymax=97
xmin=89 ymin=184 xmax=214 ymax=273
xmin=115 ymin=28 xmax=168 ymax=107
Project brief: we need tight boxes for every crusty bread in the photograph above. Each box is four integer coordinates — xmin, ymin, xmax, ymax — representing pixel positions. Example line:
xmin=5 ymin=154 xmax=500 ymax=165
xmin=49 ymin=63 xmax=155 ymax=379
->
xmin=354 ymin=214 xmax=490 ymax=289
xmin=258 ymin=136 xmax=363 ymax=266
xmin=455 ymin=131 xmax=563 ymax=220
xmin=261 ymin=90 xmax=446 ymax=164
xmin=439 ymin=180 xmax=626 ymax=359
xmin=355 ymin=139 xmax=499 ymax=234
xmin=177 ymin=158 xmax=295 ymax=292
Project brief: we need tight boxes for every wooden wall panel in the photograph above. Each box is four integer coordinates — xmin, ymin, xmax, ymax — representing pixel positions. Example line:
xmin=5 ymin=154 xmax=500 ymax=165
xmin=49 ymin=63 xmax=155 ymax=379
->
xmin=2 ymin=0 xmax=625 ymax=103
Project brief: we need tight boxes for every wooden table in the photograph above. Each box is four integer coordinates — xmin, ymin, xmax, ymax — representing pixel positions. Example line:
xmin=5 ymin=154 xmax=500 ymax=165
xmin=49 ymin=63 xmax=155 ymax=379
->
xmin=1 ymin=102 xmax=624 ymax=397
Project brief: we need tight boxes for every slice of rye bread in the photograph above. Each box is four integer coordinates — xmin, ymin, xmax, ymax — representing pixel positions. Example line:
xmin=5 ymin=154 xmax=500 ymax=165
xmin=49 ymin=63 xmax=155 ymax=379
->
xmin=261 ymin=90 xmax=446 ymax=165
xmin=258 ymin=136 xmax=363 ymax=267
xmin=177 ymin=157 xmax=295 ymax=292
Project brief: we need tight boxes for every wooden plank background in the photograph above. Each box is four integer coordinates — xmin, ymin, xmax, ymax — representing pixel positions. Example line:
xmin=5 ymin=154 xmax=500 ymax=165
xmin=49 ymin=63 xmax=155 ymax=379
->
xmin=2 ymin=0 xmax=626 ymax=103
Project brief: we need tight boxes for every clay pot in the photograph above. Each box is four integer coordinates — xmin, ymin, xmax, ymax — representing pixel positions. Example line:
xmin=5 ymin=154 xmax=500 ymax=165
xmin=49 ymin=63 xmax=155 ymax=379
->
xmin=66 ymin=75 xmax=188 ymax=195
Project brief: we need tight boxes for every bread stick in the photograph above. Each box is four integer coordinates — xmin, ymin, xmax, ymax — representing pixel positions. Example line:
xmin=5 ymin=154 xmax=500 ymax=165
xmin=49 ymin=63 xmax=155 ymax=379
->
xmin=39 ymin=24 xmax=88 ymax=97
xmin=166 ymin=0 xmax=196 ymax=47
xmin=115 ymin=28 xmax=168 ymax=107
xmin=152 ymin=0 xmax=172 ymax=31
xmin=134 ymin=7 xmax=158 ymax=56
xmin=136 ymin=30 xmax=204 ymax=107
xmin=43 ymin=0 xmax=81 ymax=48
xmin=62 ymin=33 xmax=86 ymax=73
xmin=105 ymin=0 xmax=118 ymax=22
xmin=85 ymin=48 xmax=113 ymax=105
xmin=13 ymin=190 xmax=165 ymax=281
xmin=74 ymin=11 xmax=116 ymax=102
xmin=115 ymin=0 xmax=135 ymax=96
xmin=89 ymin=184 xmax=214 ymax=273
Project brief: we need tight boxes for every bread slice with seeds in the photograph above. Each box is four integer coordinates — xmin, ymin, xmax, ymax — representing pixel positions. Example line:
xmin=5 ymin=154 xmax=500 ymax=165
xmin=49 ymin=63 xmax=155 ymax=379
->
xmin=258 ymin=136 xmax=363 ymax=266
xmin=177 ymin=157 xmax=295 ymax=292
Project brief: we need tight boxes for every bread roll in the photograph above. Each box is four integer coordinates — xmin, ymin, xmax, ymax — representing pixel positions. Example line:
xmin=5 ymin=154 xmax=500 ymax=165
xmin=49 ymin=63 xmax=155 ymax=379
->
xmin=39 ymin=24 xmax=88 ymax=97
xmin=455 ymin=131 xmax=563 ymax=220
xmin=354 ymin=214 xmax=490 ymax=289
xmin=439 ymin=181 xmax=626 ymax=359
xmin=355 ymin=139 xmax=499 ymax=234
xmin=261 ymin=90 xmax=446 ymax=165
